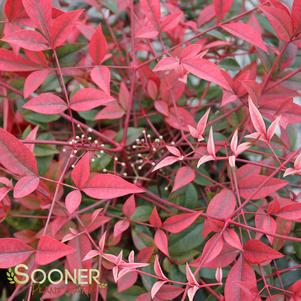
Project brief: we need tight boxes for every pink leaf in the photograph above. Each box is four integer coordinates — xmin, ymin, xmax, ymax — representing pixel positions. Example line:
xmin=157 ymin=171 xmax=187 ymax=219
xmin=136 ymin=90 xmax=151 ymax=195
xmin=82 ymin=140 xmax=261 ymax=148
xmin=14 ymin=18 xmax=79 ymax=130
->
xmin=82 ymin=174 xmax=144 ymax=199
xmin=207 ymin=189 xmax=236 ymax=220
xmin=94 ymin=103 xmax=125 ymax=120
xmin=152 ymin=156 xmax=180 ymax=172
xmin=71 ymin=152 xmax=90 ymax=188
xmin=0 ymin=128 xmax=38 ymax=176
xmin=0 ymin=49 xmax=39 ymax=71
xmin=154 ymin=229 xmax=169 ymax=256
xmin=198 ymin=233 xmax=224 ymax=266
xmin=166 ymin=145 xmax=181 ymax=157
xmin=90 ymin=66 xmax=111 ymax=95
xmin=266 ymin=116 xmax=281 ymax=141
xmin=113 ymin=220 xmax=130 ymax=237
xmin=274 ymin=203 xmax=301 ymax=220
xmin=207 ymin=126 xmax=216 ymax=157
xmin=214 ymin=0 xmax=233 ymax=22
xmin=24 ymin=69 xmax=49 ymax=98
xmin=149 ymin=207 xmax=162 ymax=227
xmin=22 ymin=0 xmax=52 ymax=36
xmin=294 ymin=153 xmax=301 ymax=170
xmin=122 ymin=195 xmax=136 ymax=218
xmin=185 ymin=263 xmax=198 ymax=286
xmin=2 ymin=30 xmax=49 ymax=51
xmin=151 ymin=281 xmax=167 ymax=299
xmin=292 ymin=0 xmax=301 ymax=33
xmin=182 ymin=57 xmax=232 ymax=91
xmin=172 ymin=166 xmax=195 ymax=192
xmin=248 ymin=97 xmax=266 ymax=138
xmin=223 ymin=229 xmax=243 ymax=250
xmin=243 ymin=239 xmax=283 ymax=264
xmin=195 ymin=108 xmax=211 ymax=140
xmin=13 ymin=175 xmax=40 ymax=198
xmin=154 ymin=255 xmax=167 ymax=279
xmin=238 ymin=175 xmax=287 ymax=199
xmin=23 ymin=93 xmax=67 ymax=114
xmin=50 ymin=10 xmax=83 ymax=48
xmin=162 ymin=212 xmax=201 ymax=233
xmin=89 ymin=25 xmax=107 ymax=64
xmin=70 ymin=88 xmax=114 ymax=112
xmin=225 ymin=255 xmax=258 ymax=301
xmin=197 ymin=154 xmax=215 ymax=167
xmin=65 ymin=190 xmax=82 ymax=215
xmin=221 ymin=22 xmax=268 ymax=52
xmin=260 ymin=5 xmax=293 ymax=42
xmin=153 ymin=57 xmax=179 ymax=72
xmin=0 ymin=238 xmax=34 ymax=268
xmin=35 ymin=236 xmax=75 ymax=266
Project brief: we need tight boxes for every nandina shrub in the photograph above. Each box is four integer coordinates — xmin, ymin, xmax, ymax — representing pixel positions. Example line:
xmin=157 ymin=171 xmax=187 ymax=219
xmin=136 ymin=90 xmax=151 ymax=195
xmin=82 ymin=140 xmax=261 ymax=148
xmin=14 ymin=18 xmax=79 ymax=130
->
xmin=1 ymin=0 xmax=301 ymax=300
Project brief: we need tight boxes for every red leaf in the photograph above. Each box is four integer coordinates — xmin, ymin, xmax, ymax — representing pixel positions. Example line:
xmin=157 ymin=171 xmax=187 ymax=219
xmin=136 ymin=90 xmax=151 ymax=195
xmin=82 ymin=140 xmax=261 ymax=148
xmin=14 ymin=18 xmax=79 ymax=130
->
xmin=292 ymin=0 xmax=301 ymax=33
xmin=154 ymin=255 xmax=167 ymax=279
xmin=162 ymin=212 xmax=201 ymax=233
xmin=113 ymin=220 xmax=130 ymax=237
xmin=238 ymin=175 xmax=287 ymax=199
xmin=65 ymin=190 xmax=82 ymax=215
xmin=0 ymin=128 xmax=38 ymax=176
xmin=24 ymin=69 xmax=49 ymax=98
xmin=154 ymin=229 xmax=169 ymax=256
xmin=4 ymin=0 xmax=25 ymax=22
xmin=82 ymin=174 xmax=144 ymax=199
xmin=221 ymin=22 xmax=267 ymax=52
xmin=223 ymin=229 xmax=243 ymax=250
xmin=89 ymin=25 xmax=107 ymax=64
xmin=182 ymin=58 xmax=232 ymax=91
xmin=35 ymin=236 xmax=75 ymax=266
xmin=50 ymin=10 xmax=83 ymax=48
xmin=149 ymin=207 xmax=162 ymax=227
xmin=13 ymin=175 xmax=40 ymax=198
xmin=198 ymin=233 xmax=224 ymax=266
xmin=243 ymin=239 xmax=283 ymax=264
xmin=225 ymin=255 xmax=258 ymax=301
xmin=23 ymin=93 xmax=67 ymax=114
xmin=172 ymin=166 xmax=195 ymax=192
xmin=153 ymin=57 xmax=179 ymax=72
xmin=0 ymin=238 xmax=34 ymax=268
xmin=2 ymin=30 xmax=49 ymax=51
xmin=274 ymin=203 xmax=301 ymax=220
xmin=248 ymin=97 xmax=266 ymax=138
xmin=70 ymin=88 xmax=114 ymax=112
xmin=155 ymin=285 xmax=184 ymax=300
xmin=71 ymin=152 xmax=90 ymax=188
xmin=206 ymin=189 xmax=236 ymax=219
xmin=122 ymin=195 xmax=136 ymax=218
xmin=152 ymin=156 xmax=180 ymax=171
xmin=90 ymin=66 xmax=111 ymax=95
xmin=260 ymin=5 xmax=293 ymax=41
xmin=214 ymin=0 xmax=233 ymax=22
xmin=95 ymin=103 xmax=125 ymax=120
xmin=22 ymin=0 xmax=52 ymax=37
xmin=151 ymin=281 xmax=167 ymax=299
xmin=0 ymin=49 xmax=39 ymax=71
xmin=140 ymin=0 xmax=161 ymax=26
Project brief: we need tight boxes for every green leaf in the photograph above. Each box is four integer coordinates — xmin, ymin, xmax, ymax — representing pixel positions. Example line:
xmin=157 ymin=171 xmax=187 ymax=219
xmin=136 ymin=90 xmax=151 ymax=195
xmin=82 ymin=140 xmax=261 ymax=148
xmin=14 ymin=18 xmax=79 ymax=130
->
xmin=115 ymin=128 xmax=144 ymax=146
xmin=131 ymin=205 xmax=152 ymax=222
xmin=169 ymin=223 xmax=203 ymax=258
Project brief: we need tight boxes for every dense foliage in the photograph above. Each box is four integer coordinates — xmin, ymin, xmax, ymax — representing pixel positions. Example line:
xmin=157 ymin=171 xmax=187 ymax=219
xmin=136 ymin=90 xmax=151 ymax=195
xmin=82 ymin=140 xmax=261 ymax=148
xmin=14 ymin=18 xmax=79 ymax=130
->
xmin=1 ymin=0 xmax=301 ymax=300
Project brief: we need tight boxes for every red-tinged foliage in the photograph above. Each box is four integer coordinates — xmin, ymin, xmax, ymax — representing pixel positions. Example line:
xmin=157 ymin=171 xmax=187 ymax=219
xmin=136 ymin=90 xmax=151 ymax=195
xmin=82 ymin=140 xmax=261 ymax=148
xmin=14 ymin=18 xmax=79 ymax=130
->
xmin=35 ymin=236 xmax=75 ymax=266
xmin=0 ymin=238 xmax=34 ymax=268
xmin=1 ymin=0 xmax=301 ymax=300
